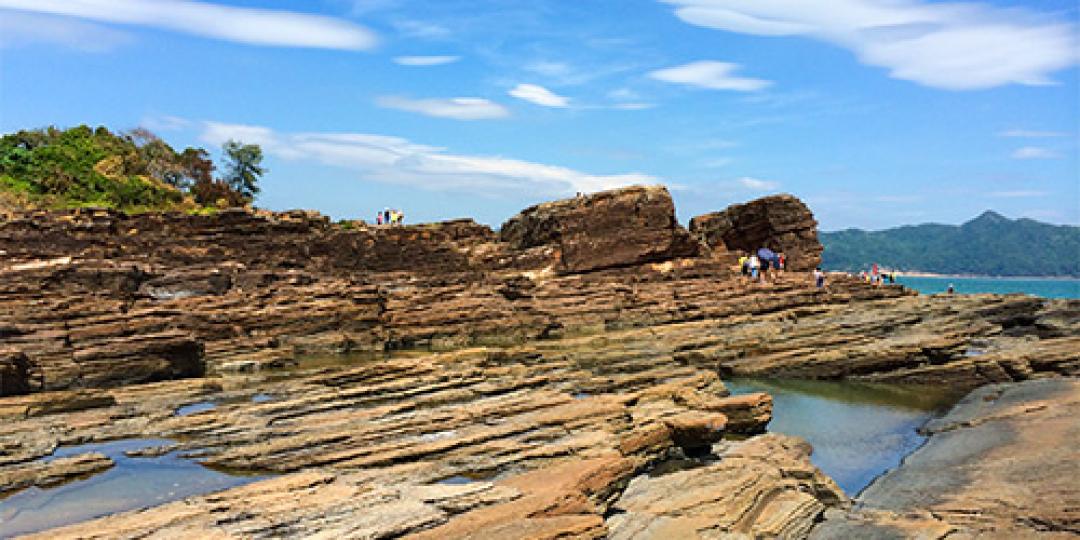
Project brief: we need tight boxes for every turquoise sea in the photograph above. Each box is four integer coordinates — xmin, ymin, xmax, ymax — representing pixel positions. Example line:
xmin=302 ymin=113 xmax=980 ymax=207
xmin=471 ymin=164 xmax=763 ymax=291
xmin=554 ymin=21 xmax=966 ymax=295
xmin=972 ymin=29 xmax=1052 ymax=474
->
xmin=895 ymin=276 xmax=1080 ymax=300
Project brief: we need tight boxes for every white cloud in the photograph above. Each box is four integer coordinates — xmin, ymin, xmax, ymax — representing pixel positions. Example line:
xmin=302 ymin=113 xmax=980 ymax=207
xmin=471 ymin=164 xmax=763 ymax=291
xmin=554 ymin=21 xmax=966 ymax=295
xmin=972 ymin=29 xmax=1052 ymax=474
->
xmin=141 ymin=115 xmax=193 ymax=132
xmin=508 ymin=84 xmax=570 ymax=108
xmin=0 ymin=0 xmax=377 ymax=50
xmin=0 ymin=11 xmax=131 ymax=52
xmin=376 ymin=96 xmax=510 ymax=120
xmin=612 ymin=103 xmax=656 ymax=110
xmin=608 ymin=88 xmax=641 ymax=101
xmin=393 ymin=55 xmax=460 ymax=66
xmin=738 ymin=176 xmax=779 ymax=190
xmin=649 ymin=61 xmax=771 ymax=92
xmin=392 ymin=19 xmax=450 ymax=39
xmin=998 ymin=129 xmax=1070 ymax=138
xmin=199 ymin=121 xmax=655 ymax=195
xmin=1011 ymin=146 xmax=1060 ymax=160
xmin=987 ymin=190 xmax=1048 ymax=198
xmin=661 ymin=0 xmax=1078 ymax=90
xmin=523 ymin=60 xmax=637 ymax=86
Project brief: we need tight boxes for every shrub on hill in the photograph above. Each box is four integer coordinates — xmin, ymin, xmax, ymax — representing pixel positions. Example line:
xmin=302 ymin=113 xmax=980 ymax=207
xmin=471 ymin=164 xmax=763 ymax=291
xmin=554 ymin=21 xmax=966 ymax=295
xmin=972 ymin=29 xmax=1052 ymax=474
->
xmin=0 ymin=125 xmax=262 ymax=213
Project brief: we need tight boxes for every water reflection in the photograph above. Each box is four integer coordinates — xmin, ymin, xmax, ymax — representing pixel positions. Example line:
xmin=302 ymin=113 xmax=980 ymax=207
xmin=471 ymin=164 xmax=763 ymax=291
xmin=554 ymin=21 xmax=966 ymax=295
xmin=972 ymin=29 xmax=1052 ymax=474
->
xmin=0 ymin=439 xmax=263 ymax=537
xmin=726 ymin=378 xmax=963 ymax=496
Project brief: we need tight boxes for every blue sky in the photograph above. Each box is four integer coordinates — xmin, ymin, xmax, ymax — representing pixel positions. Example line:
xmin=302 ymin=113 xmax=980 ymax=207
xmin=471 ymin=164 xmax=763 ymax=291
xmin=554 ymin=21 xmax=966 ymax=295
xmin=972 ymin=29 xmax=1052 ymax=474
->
xmin=0 ymin=0 xmax=1077 ymax=230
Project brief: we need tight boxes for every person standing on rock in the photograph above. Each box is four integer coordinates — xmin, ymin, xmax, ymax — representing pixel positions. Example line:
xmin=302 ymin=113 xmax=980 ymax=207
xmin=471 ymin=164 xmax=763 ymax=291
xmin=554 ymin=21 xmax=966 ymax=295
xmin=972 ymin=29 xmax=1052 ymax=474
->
xmin=749 ymin=254 xmax=761 ymax=281
xmin=376 ymin=212 xmax=383 ymax=226
xmin=739 ymin=255 xmax=749 ymax=277
xmin=814 ymin=268 xmax=825 ymax=288
xmin=778 ymin=253 xmax=786 ymax=272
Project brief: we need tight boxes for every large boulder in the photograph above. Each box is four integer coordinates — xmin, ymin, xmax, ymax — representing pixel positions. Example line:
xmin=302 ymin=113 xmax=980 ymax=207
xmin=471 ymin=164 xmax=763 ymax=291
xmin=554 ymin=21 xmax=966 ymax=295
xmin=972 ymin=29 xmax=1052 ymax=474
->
xmin=499 ymin=185 xmax=700 ymax=274
xmin=689 ymin=194 xmax=823 ymax=271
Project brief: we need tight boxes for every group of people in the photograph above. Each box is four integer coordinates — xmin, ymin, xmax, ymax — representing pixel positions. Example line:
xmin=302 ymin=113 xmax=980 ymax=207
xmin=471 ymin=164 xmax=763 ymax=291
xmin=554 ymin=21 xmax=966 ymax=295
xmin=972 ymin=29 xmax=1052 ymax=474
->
xmin=734 ymin=248 xmax=828 ymax=289
xmin=859 ymin=263 xmax=895 ymax=286
xmin=376 ymin=208 xmax=405 ymax=226
xmin=738 ymin=250 xmax=786 ymax=283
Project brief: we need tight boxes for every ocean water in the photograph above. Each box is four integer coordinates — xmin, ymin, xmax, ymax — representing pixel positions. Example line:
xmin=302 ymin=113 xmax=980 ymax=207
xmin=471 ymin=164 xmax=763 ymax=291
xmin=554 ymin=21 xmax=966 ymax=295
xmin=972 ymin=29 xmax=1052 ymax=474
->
xmin=896 ymin=276 xmax=1080 ymax=300
xmin=726 ymin=379 xmax=963 ymax=496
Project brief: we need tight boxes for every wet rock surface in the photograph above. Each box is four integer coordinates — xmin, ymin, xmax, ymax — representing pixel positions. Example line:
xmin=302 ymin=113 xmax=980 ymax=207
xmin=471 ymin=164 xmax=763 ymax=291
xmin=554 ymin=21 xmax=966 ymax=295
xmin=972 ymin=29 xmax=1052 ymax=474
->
xmin=813 ymin=378 xmax=1080 ymax=539
xmin=0 ymin=186 xmax=1077 ymax=538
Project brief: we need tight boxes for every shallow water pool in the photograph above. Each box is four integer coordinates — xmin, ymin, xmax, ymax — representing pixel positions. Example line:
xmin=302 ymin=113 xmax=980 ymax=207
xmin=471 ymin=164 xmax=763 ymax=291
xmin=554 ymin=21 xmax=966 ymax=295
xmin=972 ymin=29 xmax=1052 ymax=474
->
xmin=0 ymin=438 xmax=263 ymax=537
xmin=726 ymin=378 xmax=964 ymax=495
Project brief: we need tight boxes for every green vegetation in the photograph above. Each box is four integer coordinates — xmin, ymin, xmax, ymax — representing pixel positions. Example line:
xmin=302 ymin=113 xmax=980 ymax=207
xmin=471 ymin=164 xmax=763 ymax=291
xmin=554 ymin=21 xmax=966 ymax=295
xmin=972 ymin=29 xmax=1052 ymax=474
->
xmin=0 ymin=125 xmax=265 ymax=213
xmin=821 ymin=211 xmax=1080 ymax=277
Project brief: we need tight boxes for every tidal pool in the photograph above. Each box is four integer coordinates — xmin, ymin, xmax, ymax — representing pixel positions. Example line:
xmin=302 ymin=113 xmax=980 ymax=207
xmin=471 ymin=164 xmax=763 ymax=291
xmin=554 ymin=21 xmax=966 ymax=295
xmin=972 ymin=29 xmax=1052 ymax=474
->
xmin=0 ymin=438 xmax=263 ymax=537
xmin=725 ymin=378 xmax=964 ymax=496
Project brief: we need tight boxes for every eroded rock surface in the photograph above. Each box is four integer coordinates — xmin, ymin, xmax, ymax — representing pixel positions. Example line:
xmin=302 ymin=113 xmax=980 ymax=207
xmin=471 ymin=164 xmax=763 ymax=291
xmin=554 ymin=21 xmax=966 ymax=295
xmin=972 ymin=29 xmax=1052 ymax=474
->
xmin=690 ymin=194 xmax=822 ymax=271
xmin=608 ymin=434 xmax=846 ymax=539
xmin=499 ymin=185 xmax=700 ymax=273
xmin=813 ymin=378 xmax=1080 ymax=539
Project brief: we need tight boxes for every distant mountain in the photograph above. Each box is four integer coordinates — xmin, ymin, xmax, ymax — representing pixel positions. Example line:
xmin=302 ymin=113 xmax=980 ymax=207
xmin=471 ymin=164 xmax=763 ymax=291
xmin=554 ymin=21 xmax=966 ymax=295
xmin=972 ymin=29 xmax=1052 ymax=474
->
xmin=820 ymin=211 xmax=1080 ymax=277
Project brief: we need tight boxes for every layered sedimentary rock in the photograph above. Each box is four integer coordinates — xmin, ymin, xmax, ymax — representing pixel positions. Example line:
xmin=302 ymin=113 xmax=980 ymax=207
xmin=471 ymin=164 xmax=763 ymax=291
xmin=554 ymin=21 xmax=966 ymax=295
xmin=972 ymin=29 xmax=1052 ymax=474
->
xmin=0 ymin=337 xmax=826 ymax=538
xmin=0 ymin=185 xmax=1077 ymax=538
xmin=607 ymin=434 xmax=846 ymax=539
xmin=689 ymin=194 xmax=823 ymax=271
xmin=499 ymin=185 xmax=700 ymax=273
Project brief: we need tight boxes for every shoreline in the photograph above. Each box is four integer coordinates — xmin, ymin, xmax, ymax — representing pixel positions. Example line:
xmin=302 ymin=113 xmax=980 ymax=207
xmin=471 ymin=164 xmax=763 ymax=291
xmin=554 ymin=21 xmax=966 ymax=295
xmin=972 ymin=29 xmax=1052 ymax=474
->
xmin=878 ymin=271 xmax=1078 ymax=281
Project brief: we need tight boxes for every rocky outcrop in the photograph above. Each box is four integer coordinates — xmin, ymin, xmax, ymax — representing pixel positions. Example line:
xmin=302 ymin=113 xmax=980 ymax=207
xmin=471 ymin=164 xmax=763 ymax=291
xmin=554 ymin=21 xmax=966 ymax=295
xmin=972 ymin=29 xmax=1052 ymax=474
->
xmin=608 ymin=435 xmax=846 ymax=539
xmin=813 ymin=378 xmax=1080 ymax=539
xmin=0 ymin=187 xmax=1075 ymax=394
xmin=690 ymin=194 xmax=823 ymax=271
xmin=499 ymin=185 xmax=700 ymax=273
xmin=0 ymin=333 xmax=802 ymax=538
xmin=0 ymin=185 xmax=1077 ymax=538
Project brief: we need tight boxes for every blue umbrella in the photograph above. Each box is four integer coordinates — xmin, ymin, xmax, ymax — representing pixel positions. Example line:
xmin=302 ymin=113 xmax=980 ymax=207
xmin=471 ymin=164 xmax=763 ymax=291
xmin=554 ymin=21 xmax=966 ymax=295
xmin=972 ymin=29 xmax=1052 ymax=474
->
xmin=756 ymin=247 xmax=777 ymax=262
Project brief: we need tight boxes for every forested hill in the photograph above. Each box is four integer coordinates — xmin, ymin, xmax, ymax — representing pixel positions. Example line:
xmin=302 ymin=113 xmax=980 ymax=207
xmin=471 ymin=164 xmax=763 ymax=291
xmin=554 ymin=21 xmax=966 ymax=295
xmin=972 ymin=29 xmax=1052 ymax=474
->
xmin=820 ymin=211 xmax=1080 ymax=277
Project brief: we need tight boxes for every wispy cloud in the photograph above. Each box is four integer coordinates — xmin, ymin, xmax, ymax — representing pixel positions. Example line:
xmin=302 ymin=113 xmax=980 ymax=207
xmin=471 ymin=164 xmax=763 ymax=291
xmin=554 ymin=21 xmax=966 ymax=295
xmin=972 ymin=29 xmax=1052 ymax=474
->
xmin=508 ymin=84 xmax=569 ymax=108
xmin=612 ymin=103 xmax=656 ymax=110
xmin=392 ymin=19 xmax=450 ymax=39
xmin=998 ymin=129 xmax=1070 ymax=138
xmin=649 ymin=61 xmax=771 ymax=92
xmin=199 ymin=121 xmax=655 ymax=195
xmin=0 ymin=11 xmax=131 ymax=52
xmin=523 ymin=59 xmax=638 ymax=86
xmin=987 ymin=190 xmax=1048 ymax=198
xmin=661 ymin=0 xmax=1078 ymax=90
xmin=738 ymin=176 xmax=779 ymax=190
xmin=393 ymin=55 xmax=460 ymax=66
xmin=606 ymin=88 xmax=655 ymax=110
xmin=1011 ymin=146 xmax=1060 ymax=160
xmin=0 ymin=0 xmax=377 ymax=50
xmin=141 ymin=115 xmax=193 ymax=132
xmin=375 ymin=96 xmax=510 ymax=120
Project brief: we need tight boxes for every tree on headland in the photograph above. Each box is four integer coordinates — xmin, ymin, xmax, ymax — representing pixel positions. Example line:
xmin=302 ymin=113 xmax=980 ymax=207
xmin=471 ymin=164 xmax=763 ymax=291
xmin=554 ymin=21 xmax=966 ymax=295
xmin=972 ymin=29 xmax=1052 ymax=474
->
xmin=221 ymin=140 xmax=265 ymax=203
